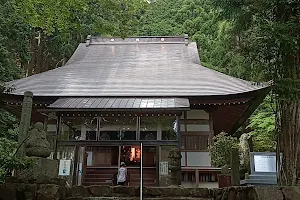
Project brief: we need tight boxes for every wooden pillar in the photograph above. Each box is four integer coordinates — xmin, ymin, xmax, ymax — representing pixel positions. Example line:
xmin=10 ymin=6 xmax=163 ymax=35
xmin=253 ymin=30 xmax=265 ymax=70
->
xmin=136 ymin=116 xmax=140 ymax=140
xmin=54 ymin=115 xmax=61 ymax=159
xmin=195 ymin=169 xmax=199 ymax=188
xmin=43 ymin=115 xmax=48 ymax=131
xmin=230 ymin=147 xmax=240 ymax=186
xmin=72 ymin=145 xmax=79 ymax=186
xmin=77 ymin=125 xmax=86 ymax=185
xmin=209 ymin=113 xmax=214 ymax=147
xmin=156 ymin=144 xmax=160 ymax=186
xmin=17 ymin=91 xmax=33 ymax=157
xmin=176 ymin=115 xmax=182 ymax=185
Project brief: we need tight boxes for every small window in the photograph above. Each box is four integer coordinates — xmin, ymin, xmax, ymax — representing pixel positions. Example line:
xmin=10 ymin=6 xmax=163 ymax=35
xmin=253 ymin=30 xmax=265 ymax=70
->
xmin=182 ymin=134 xmax=209 ymax=151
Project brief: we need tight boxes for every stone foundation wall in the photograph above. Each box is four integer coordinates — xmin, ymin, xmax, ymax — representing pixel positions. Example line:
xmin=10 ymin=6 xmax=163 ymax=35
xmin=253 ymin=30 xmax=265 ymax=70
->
xmin=0 ymin=182 xmax=68 ymax=200
xmin=2 ymin=184 xmax=300 ymax=200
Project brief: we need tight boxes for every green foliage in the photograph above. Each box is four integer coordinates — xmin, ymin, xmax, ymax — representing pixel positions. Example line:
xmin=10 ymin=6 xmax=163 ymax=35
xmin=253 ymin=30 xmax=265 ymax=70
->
xmin=209 ymin=132 xmax=239 ymax=167
xmin=0 ymin=138 xmax=32 ymax=183
xmin=247 ymin=96 xmax=276 ymax=152
xmin=14 ymin=0 xmax=146 ymax=37
xmin=132 ymin=0 xmax=183 ymax=36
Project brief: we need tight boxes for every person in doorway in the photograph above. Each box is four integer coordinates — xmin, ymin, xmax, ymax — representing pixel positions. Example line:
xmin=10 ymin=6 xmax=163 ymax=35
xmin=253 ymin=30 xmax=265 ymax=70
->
xmin=117 ymin=162 xmax=127 ymax=186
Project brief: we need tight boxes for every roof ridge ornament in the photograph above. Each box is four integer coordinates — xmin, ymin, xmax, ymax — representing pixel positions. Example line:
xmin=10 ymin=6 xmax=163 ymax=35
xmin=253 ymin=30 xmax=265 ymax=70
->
xmin=86 ymin=35 xmax=92 ymax=47
xmin=184 ymin=34 xmax=189 ymax=46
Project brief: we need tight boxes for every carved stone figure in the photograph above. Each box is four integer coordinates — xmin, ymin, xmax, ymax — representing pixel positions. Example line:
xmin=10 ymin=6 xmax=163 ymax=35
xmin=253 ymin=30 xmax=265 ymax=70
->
xmin=168 ymin=148 xmax=182 ymax=186
xmin=99 ymin=133 xmax=110 ymax=140
xmin=221 ymin=165 xmax=230 ymax=175
xmin=145 ymin=133 xmax=155 ymax=140
xmin=240 ymin=133 xmax=250 ymax=171
xmin=25 ymin=122 xmax=51 ymax=158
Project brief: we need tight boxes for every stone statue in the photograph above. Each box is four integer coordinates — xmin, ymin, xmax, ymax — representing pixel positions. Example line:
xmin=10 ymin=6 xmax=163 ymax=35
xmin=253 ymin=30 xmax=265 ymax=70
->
xmin=25 ymin=122 xmax=51 ymax=158
xmin=168 ymin=148 xmax=182 ymax=186
xmin=99 ymin=133 xmax=110 ymax=140
xmin=221 ymin=165 xmax=230 ymax=175
xmin=245 ymin=172 xmax=250 ymax=179
xmin=240 ymin=133 xmax=251 ymax=172
xmin=145 ymin=133 xmax=155 ymax=140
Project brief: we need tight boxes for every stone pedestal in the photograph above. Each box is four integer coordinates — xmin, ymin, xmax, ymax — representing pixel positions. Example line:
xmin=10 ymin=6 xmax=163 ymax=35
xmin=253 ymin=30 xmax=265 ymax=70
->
xmin=17 ymin=157 xmax=59 ymax=182
xmin=3 ymin=158 xmax=66 ymax=200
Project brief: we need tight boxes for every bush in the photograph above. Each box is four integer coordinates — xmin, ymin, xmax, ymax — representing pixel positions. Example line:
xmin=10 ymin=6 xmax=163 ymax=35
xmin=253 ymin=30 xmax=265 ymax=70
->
xmin=209 ymin=132 xmax=239 ymax=167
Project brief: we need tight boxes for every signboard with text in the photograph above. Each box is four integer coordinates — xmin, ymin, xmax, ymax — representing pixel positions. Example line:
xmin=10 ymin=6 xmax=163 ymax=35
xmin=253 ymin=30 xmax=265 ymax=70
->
xmin=254 ymin=155 xmax=276 ymax=173
xmin=59 ymin=160 xmax=71 ymax=176
xmin=250 ymin=152 xmax=281 ymax=174
xmin=159 ymin=161 xmax=169 ymax=175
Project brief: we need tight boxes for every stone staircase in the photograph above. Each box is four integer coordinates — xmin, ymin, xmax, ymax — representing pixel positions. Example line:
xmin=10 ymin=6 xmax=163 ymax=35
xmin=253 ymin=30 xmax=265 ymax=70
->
xmin=127 ymin=168 xmax=156 ymax=187
xmin=83 ymin=168 xmax=118 ymax=186
xmin=83 ymin=168 xmax=157 ymax=187
xmin=67 ymin=186 xmax=213 ymax=200
xmin=71 ymin=198 xmax=213 ymax=200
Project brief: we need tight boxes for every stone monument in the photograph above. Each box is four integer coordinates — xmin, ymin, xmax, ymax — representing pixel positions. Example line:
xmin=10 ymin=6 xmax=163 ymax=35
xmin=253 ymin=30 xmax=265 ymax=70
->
xmin=2 ymin=92 xmax=67 ymax=200
xmin=240 ymin=152 xmax=280 ymax=185
xmin=26 ymin=122 xmax=51 ymax=158
xmin=17 ymin=122 xmax=59 ymax=182
xmin=230 ymin=147 xmax=240 ymax=186
xmin=17 ymin=91 xmax=33 ymax=157
xmin=168 ymin=148 xmax=182 ymax=186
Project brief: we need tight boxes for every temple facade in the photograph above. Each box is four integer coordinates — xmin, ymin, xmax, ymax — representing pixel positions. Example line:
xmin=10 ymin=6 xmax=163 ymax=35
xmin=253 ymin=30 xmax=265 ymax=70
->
xmin=2 ymin=35 xmax=270 ymax=187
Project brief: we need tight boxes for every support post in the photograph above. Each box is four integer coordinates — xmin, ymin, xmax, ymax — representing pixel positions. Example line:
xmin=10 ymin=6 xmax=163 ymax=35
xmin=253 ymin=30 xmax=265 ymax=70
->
xmin=140 ymin=142 xmax=143 ymax=200
xmin=72 ymin=145 xmax=79 ymax=186
xmin=195 ymin=169 xmax=199 ymax=188
xmin=17 ymin=91 xmax=33 ymax=157
xmin=176 ymin=115 xmax=182 ymax=185
xmin=54 ymin=115 xmax=61 ymax=159
xmin=230 ymin=147 xmax=240 ymax=186
xmin=156 ymin=144 xmax=159 ymax=186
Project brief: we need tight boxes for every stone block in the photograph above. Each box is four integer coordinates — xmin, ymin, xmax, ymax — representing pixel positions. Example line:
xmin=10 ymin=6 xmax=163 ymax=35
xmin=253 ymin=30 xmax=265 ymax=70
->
xmin=70 ymin=186 xmax=91 ymax=197
xmin=143 ymin=187 xmax=210 ymax=198
xmin=16 ymin=183 xmax=38 ymax=200
xmin=88 ymin=186 xmax=112 ymax=197
xmin=227 ymin=188 xmax=236 ymax=200
xmin=37 ymin=184 xmax=60 ymax=200
xmin=113 ymin=186 xmax=139 ymax=196
xmin=236 ymin=190 xmax=247 ymax=200
xmin=281 ymin=187 xmax=300 ymax=200
xmin=17 ymin=157 xmax=59 ymax=183
xmin=159 ymin=175 xmax=170 ymax=186
xmin=254 ymin=186 xmax=283 ymax=200
xmin=247 ymin=189 xmax=258 ymax=200
xmin=0 ymin=184 xmax=17 ymax=200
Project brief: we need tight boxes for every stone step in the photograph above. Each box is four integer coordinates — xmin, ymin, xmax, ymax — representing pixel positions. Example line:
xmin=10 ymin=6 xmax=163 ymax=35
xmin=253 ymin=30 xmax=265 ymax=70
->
xmin=68 ymin=198 xmax=213 ymax=200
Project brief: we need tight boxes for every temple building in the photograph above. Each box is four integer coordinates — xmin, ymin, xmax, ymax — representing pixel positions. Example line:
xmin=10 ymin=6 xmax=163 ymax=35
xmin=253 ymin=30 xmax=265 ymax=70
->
xmin=2 ymin=35 xmax=270 ymax=187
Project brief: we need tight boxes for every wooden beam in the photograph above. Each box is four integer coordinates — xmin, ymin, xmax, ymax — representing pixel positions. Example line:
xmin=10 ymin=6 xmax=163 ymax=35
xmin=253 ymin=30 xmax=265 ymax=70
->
xmin=231 ymin=87 xmax=271 ymax=136
xmin=180 ymin=119 xmax=210 ymax=125
xmin=57 ymin=140 xmax=178 ymax=146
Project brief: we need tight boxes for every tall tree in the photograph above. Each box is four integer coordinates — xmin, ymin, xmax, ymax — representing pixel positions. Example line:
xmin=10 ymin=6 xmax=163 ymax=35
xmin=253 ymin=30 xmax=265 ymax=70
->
xmin=14 ymin=0 xmax=147 ymax=75
xmin=212 ymin=0 xmax=300 ymax=185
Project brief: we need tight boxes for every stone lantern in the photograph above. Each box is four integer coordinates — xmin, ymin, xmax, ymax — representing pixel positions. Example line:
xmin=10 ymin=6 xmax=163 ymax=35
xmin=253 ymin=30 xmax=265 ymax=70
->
xmin=168 ymin=148 xmax=182 ymax=186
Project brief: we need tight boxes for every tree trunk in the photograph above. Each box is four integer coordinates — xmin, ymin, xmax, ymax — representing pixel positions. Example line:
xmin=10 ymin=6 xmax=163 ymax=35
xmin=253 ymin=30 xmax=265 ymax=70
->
xmin=278 ymin=100 xmax=300 ymax=185
xmin=27 ymin=36 xmax=37 ymax=76
xmin=35 ymin=34 xmax=43 ymax=74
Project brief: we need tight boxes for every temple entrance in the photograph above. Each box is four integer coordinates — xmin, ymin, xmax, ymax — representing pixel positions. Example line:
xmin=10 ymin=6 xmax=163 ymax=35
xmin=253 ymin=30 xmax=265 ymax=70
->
xmin=81 ymin=145 xmax=157 ymax=186
xmin=121 ymin=146 xmax=141 ymax=166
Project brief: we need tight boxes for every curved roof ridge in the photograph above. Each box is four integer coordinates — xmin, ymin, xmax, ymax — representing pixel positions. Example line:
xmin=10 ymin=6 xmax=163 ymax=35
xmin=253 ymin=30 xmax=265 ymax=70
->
xmin=6 ymin=37 xmax=269 ymax=97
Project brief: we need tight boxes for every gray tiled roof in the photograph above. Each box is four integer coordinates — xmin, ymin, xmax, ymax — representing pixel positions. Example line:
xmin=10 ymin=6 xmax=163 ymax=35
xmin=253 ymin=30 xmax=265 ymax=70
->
xmin=49 ymin=97 xmax=190 ymax=110
xmin=7 ymin=36 xmax=267 ymax=97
